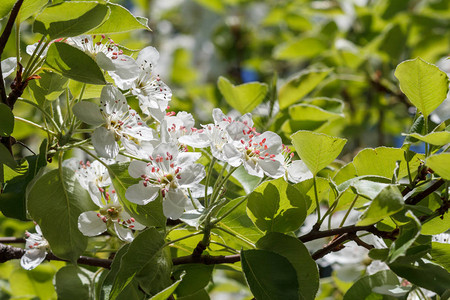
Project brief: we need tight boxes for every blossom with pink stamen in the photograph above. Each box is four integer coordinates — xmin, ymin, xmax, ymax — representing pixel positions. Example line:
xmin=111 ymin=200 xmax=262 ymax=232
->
xmin=125 ymin=143 xmax=205 ymax=219
xmin=78 ymin=189 xmax=145 ymax=242
xmin=73 ymin=85 xmax=157 ymax=158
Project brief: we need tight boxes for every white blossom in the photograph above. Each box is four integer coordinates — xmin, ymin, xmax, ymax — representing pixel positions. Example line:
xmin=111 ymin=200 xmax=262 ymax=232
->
xmin=21 ymin=225 xmax=49 ymax=270
xmin=73 ymin=85 xmax=157 ymax=158
xmin=78 ymin=189 xmax=145 ymax=242
xmin=1 ymin=57 xmax=17 ymax=78
xmin=67 ymin=35 xmax=138 ymax=84
xmin=114 ymin=46 xmax=172 ymax=121
xmin=125 ymin=143 xmax=205 ymax=219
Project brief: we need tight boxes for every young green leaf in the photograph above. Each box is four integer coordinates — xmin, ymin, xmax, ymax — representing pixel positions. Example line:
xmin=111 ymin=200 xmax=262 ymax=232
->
xmin=45 ymin=42 xmax=107 ymax=85
xmin=426 ymin=153 xmax=450 ymax=180
xmin=278 ymin=69 xmax=331 ymax=109
xmin=395 ymin=57 xmax=449 ymax=117
xmin=33 ymin=1 xmax=109 ymax=39
xmin=387 ymin=211 xmax=421 ymax=263
xmin=357 ymin=185 xmax=404 ymax=226
xmin=291 ymin=130 xmax=347 ymax=176
xmin=217 ymin=76 xmax=268 ymax=114
xmin=87 ymin=2 xmax=150 ymax=34
xmin=27 ymin=167 xmax=97 ymax=263
xmin=247 ymin=178 xmax=307 ymax=233
xmin=404 ymin=132 xmax=450 ymax=146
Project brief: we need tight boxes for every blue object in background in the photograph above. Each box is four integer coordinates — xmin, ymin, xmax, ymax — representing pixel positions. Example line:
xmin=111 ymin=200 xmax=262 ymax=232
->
xmin=393 ymin=136 xmax=426 ymax=154
xmin=241 ymin=68 xmax=259 ymax=83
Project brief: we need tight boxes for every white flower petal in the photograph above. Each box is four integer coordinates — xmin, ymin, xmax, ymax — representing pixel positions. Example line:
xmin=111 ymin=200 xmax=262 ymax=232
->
xmin=137 ymin=46 xmax=160 ymax=72
xmin=72 ymin=101 xmax=104 ymax=126
xmin=258 ymin=158 xmax=284 ymax=178
xmin=287 ymin=160 xmax=313 ymax=183
xmin=78 ymin=211 xmax=107 ymax=236
xmin=101 ymin=85 xmax=128 ymax=115
xmin=163 ymin=189 xmax=187 ymax=219
xmin=125 ymin=182 xmax=160 ymax=205
xmin=1 ymin=57 xmax=17 ymax=78
xmin=21 ymin=248 xmax=47 ymax=270
xmin=96 ymin=51 xmax=116 ymax=71
xmin=178 ymin=164 xmax=205 ymax=186
xmin=92 ymin=127 xmax=119 ymax=158
xmin=114 ymin=223 xmax=134 ymax=242
xmin=128 ymin=160 xmax=149 ymax=178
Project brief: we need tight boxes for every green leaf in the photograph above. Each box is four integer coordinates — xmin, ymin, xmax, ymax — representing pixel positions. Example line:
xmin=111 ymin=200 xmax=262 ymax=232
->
xmin=87 ymin=2 xmax=150 ymax=34
xmin=0 ymin=103 xmax=14 ymax=137
xmin=241 ymin=249 xmax=300 ymax=300
xmin=108 ymin=162 xmax=166 ymax=229
xmin=257 ymin=233 xmax=319 ymax=300
xmin=109 ymin=228 xmax=166 ymax=299
xmin=27 ymin=70 xmax=69 ymax=106
xmin=426 ymin=153 xmax=450 ymax=180
xmin=54 ymin=266 xmax=92 ymax=300
xmin=215 ymin=196 xmax=264 ymax=248
xmin=0 ymin=143 xmax=17 ymax=170
xmin=343 ymin=270 xmax=400 ymax=300
xmin=45 ymin=42 xmax=107 ymax=85
xmin=148 ymin=275 xmax=184 ymax=300
xmin=357 ymin=185 xmax=404 ymax=226
xmin=405 ymin=132 xmax=450 ymax=146
xmin=0 ymin=139 xmax=47 ymax=220
xmin=217 ymin=76 xmax=268 ymax=114
xmin=9 ymin=265 xmax=57 ymax=299
xmin=387 ymin=211 xmax=421 ymax=263
xmin=389 ymin=260 xmax=450 ymax=296
xmin=0 ymin=0 xmax=47 ymax=21
xmin=352 ymin=147 xmax=422 ymax=179
xmin=247 ymin=178 xmax=307 ymax=233
xmin=135 ymin=249 xmax=172 ymax=295
xmin=291 ymin=130 xmax=347 ymax=176
xmin=33 ymin=2 xmax=109 ymax=39
xmin=173 ymin=264 xmax=214 ymax=297
xmin=27 ymin=167 xmax=96 ymax=262
xmin=289 ymin=99 xmax=344 ymax=122
xmin=431 ymin=242 xmax=450 ymax=272
xmin=395 ymin=57 xmax=449 ymax=117
xmin=274 ymin=37 xmax=327 ymax=60
xmin=278 ymin=69 xmax=331 ymax=110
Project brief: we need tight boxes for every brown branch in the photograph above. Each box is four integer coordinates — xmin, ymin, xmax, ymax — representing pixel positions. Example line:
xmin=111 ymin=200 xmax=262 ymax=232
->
xmin=349 ymin=233 xmax=374 ymax=250
xmin=405 ymin=179 xmax=445 ymax=205
xmin=0 ymin=237 xmax=26 ymax=243
xmin=0 ymin=0 xmax=24 ymax=105
xmin=0 ymin=243 xmax=112 ymax=268
xmin=172 ymin=253 xmax=241 ymax=265
xmin=299 ymin=224 xmax=396 ymax=243
xmin=311 ymin=233 xmax=350 ymax=260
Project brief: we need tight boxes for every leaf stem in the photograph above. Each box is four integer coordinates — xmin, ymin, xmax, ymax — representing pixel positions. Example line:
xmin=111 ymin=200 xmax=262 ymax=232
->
xmin=204 ymin=157 xmax=216 ymax=208
xmin=14 ymin=116 xmax=57 ymax=135
xmin=211 ymin=195 xmax=249 ymax=225
xmin=18 ymin=98 xmax=62 ymax=134
xmin=339 ymin=195 xmax=359 ymax=228
xmin=164 ymin=231 xmax=202 ymax=247
xmin=313 ymin=175 xmax=321 ymax=223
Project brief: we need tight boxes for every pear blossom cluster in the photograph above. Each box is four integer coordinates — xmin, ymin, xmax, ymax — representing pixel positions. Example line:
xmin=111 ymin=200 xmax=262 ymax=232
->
xmin=19 ymin=36 xmax=313 ymax=270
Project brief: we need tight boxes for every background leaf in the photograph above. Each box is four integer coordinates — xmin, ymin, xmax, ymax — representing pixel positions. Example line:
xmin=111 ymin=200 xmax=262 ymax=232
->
xmin=217 ymin=76 xmax=268 ymax=114
xmin=426 ymin=153 xmax=450 ymax=180
xmin=395 ymin=57 xmax=449 ymax=117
